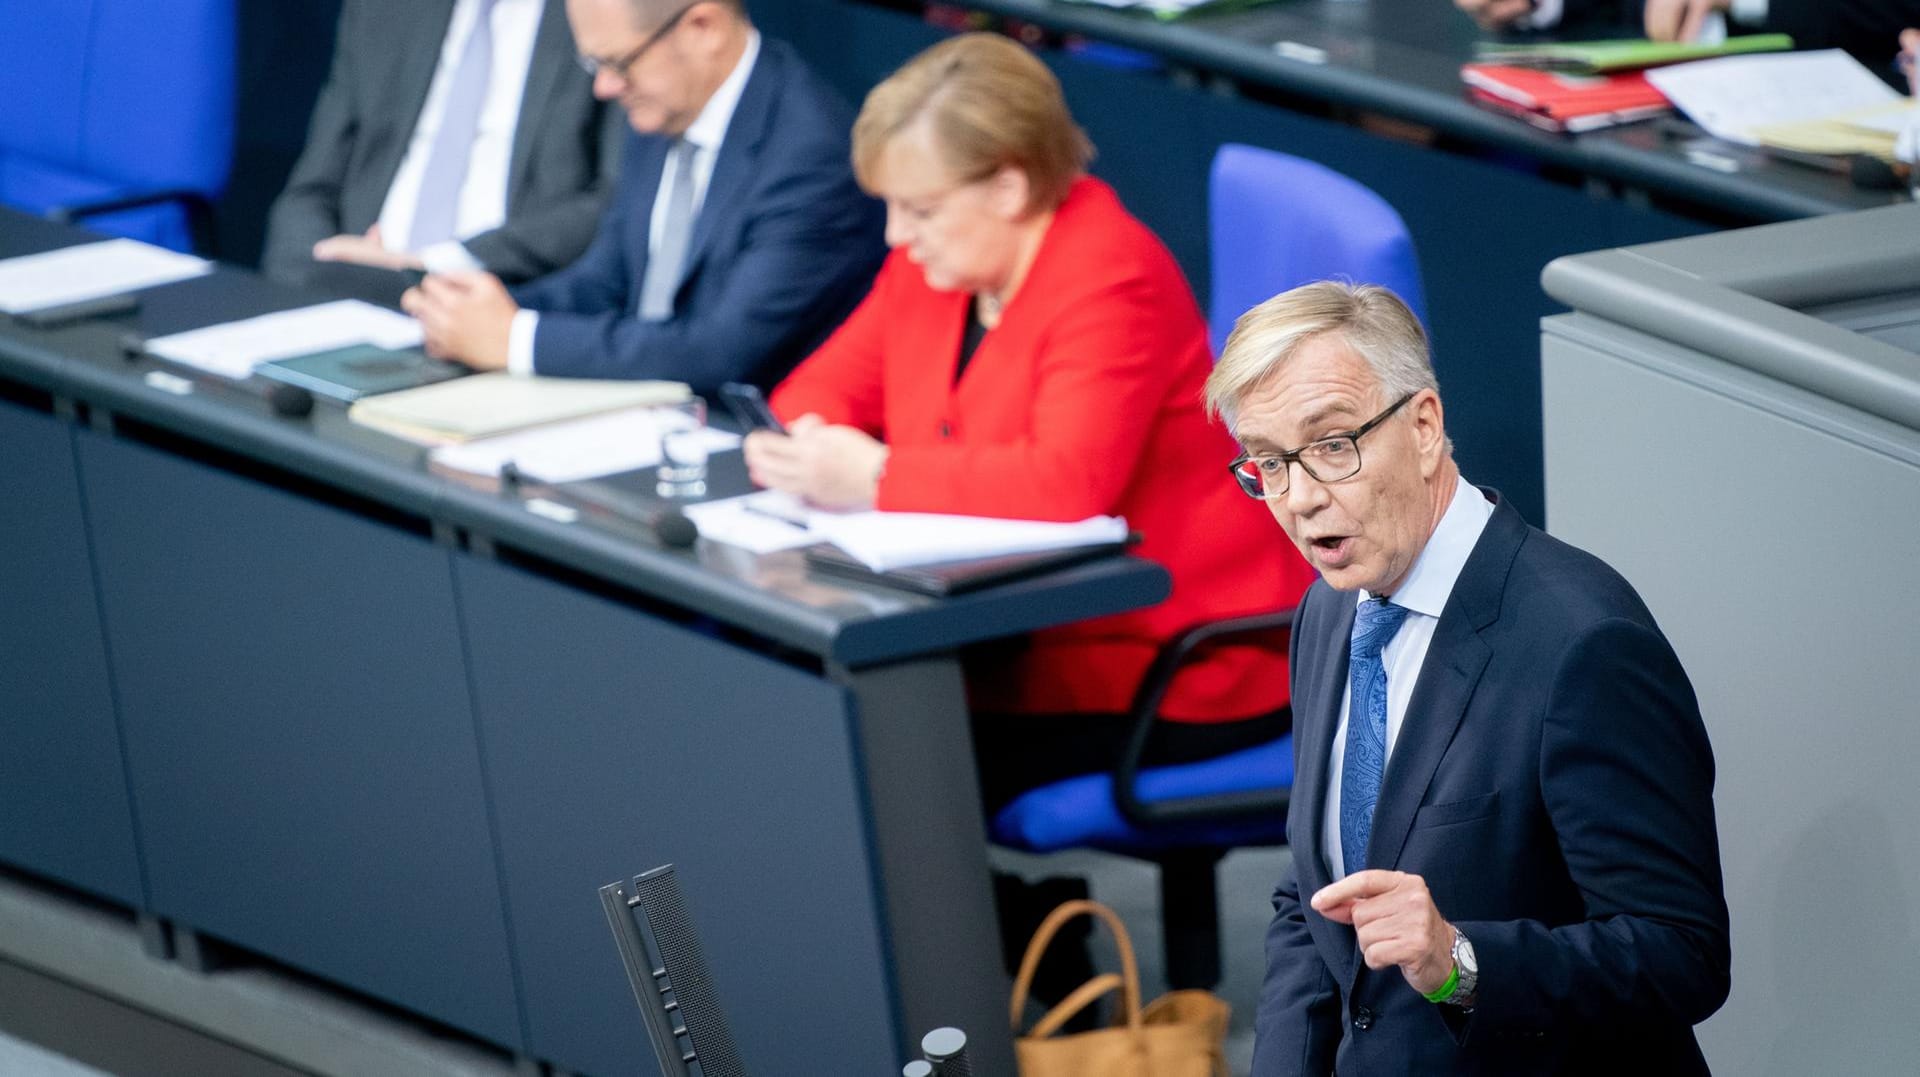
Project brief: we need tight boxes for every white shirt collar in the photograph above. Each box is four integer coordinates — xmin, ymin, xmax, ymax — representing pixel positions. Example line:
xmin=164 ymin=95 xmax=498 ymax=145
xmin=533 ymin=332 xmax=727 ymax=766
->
xmin=1359 ymin=476 xmax=1494 ymax=619
xmin=683 ymin=29 xmax=760 ymax=153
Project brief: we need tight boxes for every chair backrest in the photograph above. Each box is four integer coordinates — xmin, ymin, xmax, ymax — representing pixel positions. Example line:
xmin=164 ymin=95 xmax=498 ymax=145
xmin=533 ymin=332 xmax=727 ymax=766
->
xmin=1206 ymin=144 xmax=1426 ymax=358
xmin=600 ymin=864 xmax=749 ymax=1077
xmin=0 ymin=0 xmax=237 ymax=248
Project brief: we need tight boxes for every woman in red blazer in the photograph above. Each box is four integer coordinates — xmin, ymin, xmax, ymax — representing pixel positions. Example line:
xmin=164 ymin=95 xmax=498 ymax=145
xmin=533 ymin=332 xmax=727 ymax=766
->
xmin=745 ymin=33 xmax=1316 ymax=808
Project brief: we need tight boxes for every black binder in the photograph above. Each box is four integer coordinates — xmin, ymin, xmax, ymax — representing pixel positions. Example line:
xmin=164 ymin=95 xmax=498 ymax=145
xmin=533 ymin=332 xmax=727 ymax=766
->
xmin=802 ymin=540 xmax=1130 ymax=597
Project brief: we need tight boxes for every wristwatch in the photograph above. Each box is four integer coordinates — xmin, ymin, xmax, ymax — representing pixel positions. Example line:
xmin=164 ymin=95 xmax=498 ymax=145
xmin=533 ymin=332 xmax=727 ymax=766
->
xmin=1445 ymin=926 xmax=1478 ymax=1007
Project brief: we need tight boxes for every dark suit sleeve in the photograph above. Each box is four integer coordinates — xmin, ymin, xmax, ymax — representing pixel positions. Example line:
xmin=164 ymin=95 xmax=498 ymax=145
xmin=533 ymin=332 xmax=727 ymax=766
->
xmin=516 ymin=135 xmax=881 ymax=394
xmin=1252 ymin=596 xmax=1340 ymax=1077
xmin=1252 ymin=859 xmax=1342 ymax=1077
xmin=1760 ymin=0 xmax=1920 ymax=65
xmin=506 ymin=136 xmax=639 ymax=317
xmin=1453 ymin=617 xmax=1731 ymax=1041
xmin=260 ymin=1 xmax=360 ymax=282
xmin=461 ymin=95 xmax=626 ymax=282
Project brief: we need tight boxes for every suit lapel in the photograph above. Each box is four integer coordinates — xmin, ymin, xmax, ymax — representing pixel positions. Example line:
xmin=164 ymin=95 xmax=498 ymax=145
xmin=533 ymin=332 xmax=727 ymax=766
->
xmin=624 ymin=137 xmax=669 ymax=301
xmin=673 ymin=42 xmax=781 ymax=300
xmin=506 ymin=0 xmax=571 ymax=208
xmin=1370 ymin=494 xmax=1524 ymax=872
xmin=1292 ymin=585 xmax=1359 ymax=981
xmin=372 ymin=2 xmax=458 ymax=207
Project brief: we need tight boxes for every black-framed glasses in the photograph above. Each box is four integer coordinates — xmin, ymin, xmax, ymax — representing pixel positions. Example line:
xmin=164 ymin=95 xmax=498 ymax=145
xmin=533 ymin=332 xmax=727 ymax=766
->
xmin=1227 ymin=392 xmax=1416 ymax=500
xmin=576 ymin=2 xmax=696 ymax=81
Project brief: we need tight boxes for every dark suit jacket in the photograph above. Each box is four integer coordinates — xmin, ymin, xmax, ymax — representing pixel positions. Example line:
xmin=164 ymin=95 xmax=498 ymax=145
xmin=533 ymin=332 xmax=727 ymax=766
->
xmin=508 ymin=38 xmax=886 ymax=394
xmin=262 ymin=0 xmax=622 ymax=284
xmin=1562 ymin=0 xmax=1920 ymax=67
xmin=1253 ymin=492 xmax=1730 ymax=1077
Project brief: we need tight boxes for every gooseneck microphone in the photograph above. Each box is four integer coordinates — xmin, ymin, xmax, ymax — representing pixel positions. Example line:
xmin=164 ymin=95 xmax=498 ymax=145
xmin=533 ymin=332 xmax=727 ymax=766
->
xmin=647 ymin=505 xmax=698 ymax=549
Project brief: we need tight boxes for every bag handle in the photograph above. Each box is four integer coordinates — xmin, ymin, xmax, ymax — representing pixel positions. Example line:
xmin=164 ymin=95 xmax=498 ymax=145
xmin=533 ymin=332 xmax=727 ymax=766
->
xmin=1009 ymin=899 xmax=1144 ymax=1034
xmin=1028 ymin=973 xmax=1123 ymax=1039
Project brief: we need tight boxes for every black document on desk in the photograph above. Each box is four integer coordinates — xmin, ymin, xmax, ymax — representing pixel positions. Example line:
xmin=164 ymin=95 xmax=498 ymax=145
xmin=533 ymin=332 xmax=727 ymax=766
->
xmin=255 ymin=344 xmax=468 ymax=403
xmin=803 ymin=541 xmax=1130 ymax=597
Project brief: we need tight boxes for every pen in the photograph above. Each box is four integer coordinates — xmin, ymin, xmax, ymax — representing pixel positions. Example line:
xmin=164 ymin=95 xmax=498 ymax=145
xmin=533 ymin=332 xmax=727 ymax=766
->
xmin=741 ymin=500 xmax=810 ymax=530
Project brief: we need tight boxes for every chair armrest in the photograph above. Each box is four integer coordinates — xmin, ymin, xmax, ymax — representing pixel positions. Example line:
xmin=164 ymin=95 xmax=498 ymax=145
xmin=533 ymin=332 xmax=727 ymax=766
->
xmin=47 ymin=189 xmax=217 ymax=254
xmin=1113 ymin=609 xmax=1296 ymax=828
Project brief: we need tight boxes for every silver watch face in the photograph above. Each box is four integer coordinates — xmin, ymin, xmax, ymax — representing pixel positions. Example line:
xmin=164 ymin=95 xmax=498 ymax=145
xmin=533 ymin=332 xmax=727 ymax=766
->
xmin=1453 ymin=930 xmax=1478 ymax=975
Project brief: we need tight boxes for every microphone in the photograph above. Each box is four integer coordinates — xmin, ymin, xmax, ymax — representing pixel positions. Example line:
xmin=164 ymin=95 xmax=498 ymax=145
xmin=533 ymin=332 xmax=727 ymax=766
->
xmin=263 ymin=380 xmax=315 ymax=418
xmin=921 ymin=1027 xmax=971 ymax=1076
xmin=647 ymin=505 xmax=698 ymax=549
xmin=499 ymin=462 xmax=697 ymax=549
xmin=118 ymin=333 xmax=314 ymax=418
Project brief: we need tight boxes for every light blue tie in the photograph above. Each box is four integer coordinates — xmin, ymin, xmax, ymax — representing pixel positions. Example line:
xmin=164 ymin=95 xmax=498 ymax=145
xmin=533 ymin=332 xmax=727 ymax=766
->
xmin=409 ymin=0 xmax=500 ymax=251
xmin=639 ymin=138 xmax=700 ymax=321
xmin=1339 ymin=598 xmax=1409 ymax=879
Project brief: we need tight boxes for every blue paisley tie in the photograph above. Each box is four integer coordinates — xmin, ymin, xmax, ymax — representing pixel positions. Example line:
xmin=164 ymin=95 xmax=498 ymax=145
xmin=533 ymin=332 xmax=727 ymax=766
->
xmin=1340 ymin=598 xmax=1410 ymax=878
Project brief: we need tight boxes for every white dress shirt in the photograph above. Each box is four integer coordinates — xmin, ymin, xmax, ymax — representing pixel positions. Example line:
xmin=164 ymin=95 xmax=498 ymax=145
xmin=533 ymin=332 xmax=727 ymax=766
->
xmin=376 ymin=0 xmax=541 ymax=272
xmin=506 ymin=30 xmax=762 ymax=375
xmin=1321 ymin=476 xmax=1495 ymax=881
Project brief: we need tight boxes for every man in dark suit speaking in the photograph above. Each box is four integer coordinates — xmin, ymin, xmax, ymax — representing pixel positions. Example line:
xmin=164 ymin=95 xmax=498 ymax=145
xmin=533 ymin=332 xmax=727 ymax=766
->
xmin=403 ymin=0 xmax=885 ymax=393
xmin=1206 ymin=282 xmax=1730 ymax=1075
xmin=263 ymin=0 xmax=621 ymax=293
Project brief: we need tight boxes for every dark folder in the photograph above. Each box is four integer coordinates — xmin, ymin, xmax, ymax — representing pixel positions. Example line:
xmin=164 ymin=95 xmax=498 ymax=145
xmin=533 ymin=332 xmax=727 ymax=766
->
xmin=802 ymin=540 xmax=1130 ymax=597
xmin=255 ymin=344 xmax=468 ymax=403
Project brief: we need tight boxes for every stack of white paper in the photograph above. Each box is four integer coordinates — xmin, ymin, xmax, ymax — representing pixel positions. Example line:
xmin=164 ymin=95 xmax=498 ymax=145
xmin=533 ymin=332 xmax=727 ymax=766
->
xmin=351 ymin=373 xmax=690 ymax=445
xmin=0 ymin=239 xmax=211 ymax=314
xmin=1647 ymin=49 xmax=1902 ymax=146
xmin=144 ymin=300 xmax=423 ymax=380
xmin=808 ymin=511 xmax=1129 ymax=571
xmin=431 ymin=407 xmax=741 ymax=483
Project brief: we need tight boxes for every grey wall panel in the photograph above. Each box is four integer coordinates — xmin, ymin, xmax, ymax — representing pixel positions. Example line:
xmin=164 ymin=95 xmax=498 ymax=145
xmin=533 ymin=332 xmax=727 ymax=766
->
xmin=455 ymin=555 xmax=898 ymax=1077
xmin=1543 ymin=332 xmax=1920 ymax=1074
xmin=0 ymin=402 xmax=141 ymax=907
xmin=76 ymin=432 xmax=523 ymax=1050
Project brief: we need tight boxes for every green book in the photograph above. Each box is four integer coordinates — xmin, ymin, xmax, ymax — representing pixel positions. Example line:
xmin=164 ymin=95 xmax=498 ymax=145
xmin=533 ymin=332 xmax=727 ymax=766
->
xmin=1476 ymin=33 xmax=1795 ymax=74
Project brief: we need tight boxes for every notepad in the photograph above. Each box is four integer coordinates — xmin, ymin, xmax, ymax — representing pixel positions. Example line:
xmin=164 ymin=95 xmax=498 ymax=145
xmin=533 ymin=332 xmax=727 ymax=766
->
xmin=144 ymin=300 xmax=423 ymax=380
xmin=0 ymin=239 xmax=211 ymax=315
xmin=348 ymin=372 xmax=691 ymax=445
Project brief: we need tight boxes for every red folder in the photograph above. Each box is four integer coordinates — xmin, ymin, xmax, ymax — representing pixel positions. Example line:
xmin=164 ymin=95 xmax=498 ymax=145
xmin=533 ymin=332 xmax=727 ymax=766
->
xmin=1462 ymin=64 xmax=1672 ymax=132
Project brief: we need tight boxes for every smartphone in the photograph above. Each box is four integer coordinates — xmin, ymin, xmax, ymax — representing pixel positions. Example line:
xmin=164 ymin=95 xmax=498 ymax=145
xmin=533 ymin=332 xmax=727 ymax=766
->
xmin=718 ymin=381 xmax=788 ymax=436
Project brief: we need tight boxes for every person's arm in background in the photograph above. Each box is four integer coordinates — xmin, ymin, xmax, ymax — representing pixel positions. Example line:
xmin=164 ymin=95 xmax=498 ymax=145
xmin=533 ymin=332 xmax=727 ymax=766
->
xmin=260 ymin=1 xmax=361 ymax=282
xmin=1647 ymin=0 xmax=1920 ymax=64
xmin=1454 ymin=0 xmax=1572 ymax=32
xmin=462 ymin=97 xmax=627 ymax=282
xmin=515 ymin=135 xmax=881 ymax=393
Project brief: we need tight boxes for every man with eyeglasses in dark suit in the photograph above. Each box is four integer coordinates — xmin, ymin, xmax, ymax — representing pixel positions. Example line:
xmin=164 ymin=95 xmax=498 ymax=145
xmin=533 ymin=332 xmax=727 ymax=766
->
xmin=403 ymin=0 xmax=885 ymax=395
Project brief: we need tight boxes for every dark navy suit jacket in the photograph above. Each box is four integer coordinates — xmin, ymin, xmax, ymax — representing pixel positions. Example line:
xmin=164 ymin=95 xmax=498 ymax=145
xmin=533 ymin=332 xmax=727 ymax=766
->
xmin=1253 ymin=492 xmax=1730 ymax=1076
xmin=510 ymin=38 xmax=885 ymax=394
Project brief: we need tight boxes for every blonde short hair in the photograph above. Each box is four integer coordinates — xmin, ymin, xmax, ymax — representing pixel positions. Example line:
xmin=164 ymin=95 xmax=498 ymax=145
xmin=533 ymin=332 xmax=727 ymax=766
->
xmin=852 ymin=33 xmax=1094 ymax=212
xmin=1206 ymin=281 xmax=1438 ymax=431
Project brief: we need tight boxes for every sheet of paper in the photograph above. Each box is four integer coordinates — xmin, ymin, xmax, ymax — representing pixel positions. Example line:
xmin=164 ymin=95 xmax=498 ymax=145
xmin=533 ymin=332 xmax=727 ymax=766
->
xmin=682 ymin=491 xmax=820 ymax=554
xmin=0 ymin=238 xmax=211 ymax=314
xmin=1647 ymin=50 xmax=1901 ymax=145
xmin=431 ymin=407 xmax=740 ymax=484
xmin=808 ymin=511 xmax=1129 ymax=572
xmin=143 ymin=300 xmax=423 ymax=380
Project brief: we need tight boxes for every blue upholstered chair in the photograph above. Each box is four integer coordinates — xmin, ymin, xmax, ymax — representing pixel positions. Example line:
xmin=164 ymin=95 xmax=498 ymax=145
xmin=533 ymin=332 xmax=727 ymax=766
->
xmin=1208 ymin=143 xmax=1427 ymax=356
xmin=989 ymin=145 xmax=1424 ymax=990
xmin=0 ymin=0 xmax=237 ymax=253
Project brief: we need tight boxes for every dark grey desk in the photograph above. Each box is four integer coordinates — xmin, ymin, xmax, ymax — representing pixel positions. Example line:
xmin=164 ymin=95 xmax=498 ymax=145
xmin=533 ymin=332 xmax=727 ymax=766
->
xmin=757 ymin=0 xmax=1906 ymax=528
xmin=0 ymin=212 xmax=1171 ymax=1077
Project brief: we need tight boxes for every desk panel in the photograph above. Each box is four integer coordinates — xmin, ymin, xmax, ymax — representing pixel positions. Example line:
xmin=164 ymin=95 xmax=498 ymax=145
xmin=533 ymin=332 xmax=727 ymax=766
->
xmin=0 ymin=400 xmax=141 ymax=907
xmin=78 ymin=432 xmax=524 ymax=1049
xmin=456 ymin=555 xmax=898 ymax=1077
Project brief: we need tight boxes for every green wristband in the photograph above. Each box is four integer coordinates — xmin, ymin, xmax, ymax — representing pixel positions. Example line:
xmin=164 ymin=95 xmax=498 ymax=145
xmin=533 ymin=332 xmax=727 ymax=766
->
xmin=1422 ymin=964 xmax=1460 ymax=1004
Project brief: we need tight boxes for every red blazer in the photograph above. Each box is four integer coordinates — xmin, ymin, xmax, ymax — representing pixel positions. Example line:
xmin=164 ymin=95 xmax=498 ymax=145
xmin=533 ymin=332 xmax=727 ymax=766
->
xmin=773 ymin=178 xmax=1316 ymax=720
